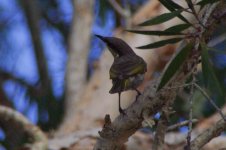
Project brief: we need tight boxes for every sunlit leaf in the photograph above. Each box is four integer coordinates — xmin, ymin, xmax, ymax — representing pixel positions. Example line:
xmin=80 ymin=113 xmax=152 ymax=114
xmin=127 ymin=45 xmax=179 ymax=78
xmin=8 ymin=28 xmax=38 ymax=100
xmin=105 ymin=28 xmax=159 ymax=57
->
xmin=159 ymin=0 xmax=190 ymax=24
xmin=138 ymin=10 xmax=183 ymax=26
xmin=164 ymin=24 xmax=191 ymax=32
xmin=157 ymin=43 xmax=193 ymax=91
xmin=201 ymin=42 xmax=224 ymax=102
xmin=137 ymin=38 xmax=182 ymax=49
xmin=126 ymin=30 xmax=184 ymax=36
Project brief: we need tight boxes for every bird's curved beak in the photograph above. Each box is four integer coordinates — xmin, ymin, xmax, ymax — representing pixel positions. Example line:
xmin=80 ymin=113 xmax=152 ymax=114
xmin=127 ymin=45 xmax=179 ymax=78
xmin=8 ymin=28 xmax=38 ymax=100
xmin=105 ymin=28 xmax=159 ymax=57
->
xmin=95 ymin=34 xmax=106 ymax=42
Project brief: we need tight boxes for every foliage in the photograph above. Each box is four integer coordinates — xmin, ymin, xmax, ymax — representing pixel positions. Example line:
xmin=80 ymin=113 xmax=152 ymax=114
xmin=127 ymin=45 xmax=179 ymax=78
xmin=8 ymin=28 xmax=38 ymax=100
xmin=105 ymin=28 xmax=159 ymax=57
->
xmin=128 ymin=0 xmax=226 ymax=118
xmin=158 ymin=43 xmax=193 ymax=90
xmin=0 ymin=0 xmax=69 ymax=130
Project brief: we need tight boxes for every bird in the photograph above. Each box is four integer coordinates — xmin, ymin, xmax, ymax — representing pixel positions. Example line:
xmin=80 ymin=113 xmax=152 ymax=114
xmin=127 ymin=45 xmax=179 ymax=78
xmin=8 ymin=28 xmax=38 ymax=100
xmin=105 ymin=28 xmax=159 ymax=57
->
xmin=95 ymin=34 xmax=147 ymax=114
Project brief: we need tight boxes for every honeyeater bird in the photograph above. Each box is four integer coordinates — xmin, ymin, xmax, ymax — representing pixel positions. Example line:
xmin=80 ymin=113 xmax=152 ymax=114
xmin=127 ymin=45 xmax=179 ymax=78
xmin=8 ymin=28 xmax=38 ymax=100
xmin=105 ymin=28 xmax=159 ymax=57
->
xmin=95 ymin=34 xmax=147 ymax=114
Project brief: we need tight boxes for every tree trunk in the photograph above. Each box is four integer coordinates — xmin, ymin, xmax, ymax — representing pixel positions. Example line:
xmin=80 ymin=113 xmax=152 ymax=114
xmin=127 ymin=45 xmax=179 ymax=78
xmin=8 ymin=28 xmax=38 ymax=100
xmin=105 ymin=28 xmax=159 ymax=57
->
xmin=57 ymin=0 xmax=94 ymax=136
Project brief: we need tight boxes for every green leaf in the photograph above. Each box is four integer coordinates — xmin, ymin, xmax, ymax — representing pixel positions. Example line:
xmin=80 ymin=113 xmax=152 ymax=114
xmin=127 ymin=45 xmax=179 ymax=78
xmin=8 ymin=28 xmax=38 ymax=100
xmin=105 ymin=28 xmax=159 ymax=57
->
xmin=208 ymin=47 xmax=226 ymax=55
xmin=201 ymin=42 xmax=224 ymax=102
xmin=139 ymin=10 xmax=183 ymax=26
xmin=137 ymin=38 xmax=182 ymax=49
xmin=185 ymin=0 xmax=194 ymax=10
xmin=159 ymin=0 xmax=190 ymax=24
xmin=159 ymin=0 xmax=183 ymax=10
xmin=197 ymin=0 xmax=220 ymax=9
xmin=164 ymin=24 xmax=191 ymax=32
xmin=126 ymin=30 xmax=184 ymax=36
xmin=157 ymin=43 xmax=193 ymax=91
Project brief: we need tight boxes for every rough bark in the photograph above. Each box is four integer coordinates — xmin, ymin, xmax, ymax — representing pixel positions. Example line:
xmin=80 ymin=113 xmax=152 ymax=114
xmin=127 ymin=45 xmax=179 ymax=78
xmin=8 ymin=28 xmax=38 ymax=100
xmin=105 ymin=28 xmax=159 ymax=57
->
xmin=191 ymin=119 xmax=226 ymax=150
xmin=94 ymin=1 xmax=226 ymax=149
xmin=56 ymin=0 xmax=179 ymax=135
xmin=195 ymin=105 xmax=226 ymax=132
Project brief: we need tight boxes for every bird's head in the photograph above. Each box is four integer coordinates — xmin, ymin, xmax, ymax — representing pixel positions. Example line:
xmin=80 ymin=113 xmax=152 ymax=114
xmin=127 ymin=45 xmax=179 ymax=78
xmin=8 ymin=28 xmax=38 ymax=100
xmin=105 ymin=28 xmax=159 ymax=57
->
xmin=95 ymin=34 xmax=135 ymax=57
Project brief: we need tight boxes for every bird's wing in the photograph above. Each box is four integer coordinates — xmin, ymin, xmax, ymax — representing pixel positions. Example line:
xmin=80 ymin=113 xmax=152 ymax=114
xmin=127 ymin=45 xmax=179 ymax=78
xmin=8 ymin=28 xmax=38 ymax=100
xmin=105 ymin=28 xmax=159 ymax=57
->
xmin=110 ymin=55 xmax=147 ymax=79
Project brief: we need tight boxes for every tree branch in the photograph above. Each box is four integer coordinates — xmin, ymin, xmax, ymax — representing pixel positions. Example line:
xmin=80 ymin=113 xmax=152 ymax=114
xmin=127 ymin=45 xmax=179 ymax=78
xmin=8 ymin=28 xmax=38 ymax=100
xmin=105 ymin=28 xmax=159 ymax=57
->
xmin=191 ymin=118 xmax=226 ymax=150
xmin=152 ymin=108 xmax=169 ymax=150
xmin=108 ymin=0 xmax=130 ymax=18
xmin=94 ymin=2 xmax=225 ymax=149
xmin=20 ymin=0 xmax=51 ymax=91
xmin=0 ymin=106 xmax=47 ymax=150
xmin=108 ymin=0 xmax=131 ymax=27
xmin=194 ymin=83 xmax=226 ymax=121
xmin=167 ymin=119 xmax=198 ymax=132
xmin=0 ymin=79 xmax=13 ymax=107
xmin=0 ymin=70 xmax=41 ymax=96
xmin=57 ymin=0 xmax=94 ymax=136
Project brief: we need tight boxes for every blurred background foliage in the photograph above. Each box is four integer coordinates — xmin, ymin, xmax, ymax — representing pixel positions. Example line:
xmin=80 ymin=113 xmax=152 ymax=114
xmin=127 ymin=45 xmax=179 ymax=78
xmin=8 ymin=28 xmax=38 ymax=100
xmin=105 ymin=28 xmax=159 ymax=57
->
xmin=0 ymin=0 xmax=146 ymax=134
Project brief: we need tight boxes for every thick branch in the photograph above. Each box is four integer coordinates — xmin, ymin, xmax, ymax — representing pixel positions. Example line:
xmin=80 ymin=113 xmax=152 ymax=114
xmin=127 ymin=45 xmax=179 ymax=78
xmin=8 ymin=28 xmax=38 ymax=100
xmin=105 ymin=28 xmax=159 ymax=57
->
xmin=190 ymin=119 xmax=226 ymax=150
xmin=94 ymin=79 xmax=179 ymax=149
xmin=0 ymin=106 xmax=47 ymax=150
xmin=94 ymin=2 xmax=225 ymax=149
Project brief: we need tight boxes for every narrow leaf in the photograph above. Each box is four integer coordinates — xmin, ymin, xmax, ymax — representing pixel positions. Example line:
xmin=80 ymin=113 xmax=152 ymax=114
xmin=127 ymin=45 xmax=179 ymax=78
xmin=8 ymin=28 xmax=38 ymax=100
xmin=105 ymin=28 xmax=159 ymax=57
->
xmin=185 ymin=0 xmax=194 ymax=10
xmin=127 ymin=30 xmax=184 ymax=36
xmin=201 ymin=42 xmax=224 ymax=101
xmin=164 ymin=24 xmax=191 ymax=32
xmin=197 ymin=0 xmax=220 ymax=9
xmin=208 ymin=48 xmax=226 ymax=55
xmin=137 ymin=38 xmax=182 ymax=49
xmin=159 ymin=0 xmax=190 ymax=24
xmin=159 ymin=0 xmax=183 ymax=9
xmin=185 ymin=0 xmax=198 ymax=20
xmin=157 ymin=43 xmax=193 ymax=91
xmin=139 ymin=10 xmax=183 ymax=26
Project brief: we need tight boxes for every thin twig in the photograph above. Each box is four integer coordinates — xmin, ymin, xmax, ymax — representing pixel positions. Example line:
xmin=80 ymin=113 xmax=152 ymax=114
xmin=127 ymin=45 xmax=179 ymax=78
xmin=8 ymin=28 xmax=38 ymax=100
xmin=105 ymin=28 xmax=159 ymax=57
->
xmin=167 ymin=119 xmax=198 ymax=132
xmin=194 ymin=83 xmax=226 ymax=121
xmin=166 ymin=83 xmax=192 ymax=90
xmin=168 ymin=82 xmax=226 ymax=122
xmin=152 ymin=108 xmax=169 ymax=150
xmin=186 ymin=0 xmax=206 ymax=28
xmin=108 ymin=0 xmax=130 ymax=18
xmin=186 ymin=74 xmax=195 ymax=150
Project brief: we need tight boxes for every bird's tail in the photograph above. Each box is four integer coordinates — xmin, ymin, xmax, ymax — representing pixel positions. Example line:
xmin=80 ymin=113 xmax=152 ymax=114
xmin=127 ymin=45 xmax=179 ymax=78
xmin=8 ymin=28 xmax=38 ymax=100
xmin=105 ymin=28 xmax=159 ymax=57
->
xmin=109 ymin=79 xmax=129 ymax=94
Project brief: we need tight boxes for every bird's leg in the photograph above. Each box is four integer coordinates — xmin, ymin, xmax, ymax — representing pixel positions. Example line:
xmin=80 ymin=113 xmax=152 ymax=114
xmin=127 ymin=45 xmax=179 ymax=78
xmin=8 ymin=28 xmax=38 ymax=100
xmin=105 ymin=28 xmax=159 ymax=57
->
xmin=135 ymin=88 xmax=141 ymax=95
xmin=118 ymin=92 xmax=126 ymax=115
xmin=135 ymin=88 xmax=141 ymax=101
